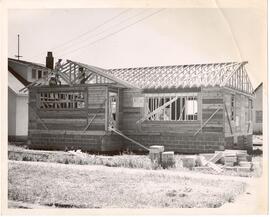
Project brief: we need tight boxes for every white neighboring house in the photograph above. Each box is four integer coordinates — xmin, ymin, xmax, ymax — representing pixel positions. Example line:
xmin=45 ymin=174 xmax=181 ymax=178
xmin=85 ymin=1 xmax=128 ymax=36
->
xmin=8 ymin=58 xmax=51 ymax=142
xmin=253 ymin=82 xmax=263 ymax=135
xmin=8 ymin=71 xmax=28 ymax=141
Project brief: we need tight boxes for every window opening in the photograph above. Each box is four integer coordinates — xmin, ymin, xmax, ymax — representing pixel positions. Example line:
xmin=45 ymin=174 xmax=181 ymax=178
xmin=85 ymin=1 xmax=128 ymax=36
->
xmin=39 ymin=91 xmax=85 ymax=109
xmin=145 ymin=94 xmax=198 ymax=121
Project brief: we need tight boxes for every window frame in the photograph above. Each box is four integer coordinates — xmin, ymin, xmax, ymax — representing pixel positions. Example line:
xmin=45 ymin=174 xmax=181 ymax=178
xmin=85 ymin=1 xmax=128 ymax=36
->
xmin=38 ymin=90 xmax=86 ymax=110
xmin=144 ymin=93 xmax=199 ymax=122
xmin=37 ymin=70 xmax=43 ymax=79
xmin=31 ymin=68 xmax=37 ymax=79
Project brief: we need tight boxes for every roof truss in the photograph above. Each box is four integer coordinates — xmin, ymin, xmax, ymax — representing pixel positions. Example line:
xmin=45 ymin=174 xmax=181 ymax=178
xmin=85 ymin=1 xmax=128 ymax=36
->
xmin=19 ymin=60 xmax=254 ymax=96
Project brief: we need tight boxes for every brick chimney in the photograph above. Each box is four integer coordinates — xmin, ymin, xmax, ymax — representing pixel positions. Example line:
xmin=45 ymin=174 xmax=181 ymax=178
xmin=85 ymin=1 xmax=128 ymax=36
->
xmin=46 ymin=51 xmax=54 ymax=70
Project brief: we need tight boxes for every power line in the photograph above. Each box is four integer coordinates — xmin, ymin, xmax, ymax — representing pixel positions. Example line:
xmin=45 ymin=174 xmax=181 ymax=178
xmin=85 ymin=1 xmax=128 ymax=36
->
xmin=60 ymin=9 xmax=165 ymax=58
xmin=56 ymin=9 xmax=148 ymax=56
xmin=29 ymin=9 xmax=131 ymax=59
xmin=53 ymin=9 xmax=131 ymax=51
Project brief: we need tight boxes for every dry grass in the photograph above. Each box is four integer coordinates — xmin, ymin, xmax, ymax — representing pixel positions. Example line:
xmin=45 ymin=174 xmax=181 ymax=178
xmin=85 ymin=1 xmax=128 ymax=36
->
xmin=8 ymin=144 xmax=262 ymax=177
xmin=8 ymin=148 xmax=154 ymax=169
xmin=8 ymin=161 xmax=246 ymax=208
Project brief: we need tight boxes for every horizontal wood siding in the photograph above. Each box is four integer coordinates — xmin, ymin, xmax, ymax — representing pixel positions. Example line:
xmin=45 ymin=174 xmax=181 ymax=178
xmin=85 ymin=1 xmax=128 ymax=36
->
xmin=120 ymin=87 xmax=224 ymax=135
xmin=201 ymin=87 xmax=224 ymax=132
xmin=29 ymin=85 xmax=107 ymax=132
xmin=224 ymin=90 xmax=253 ymax=137
xmin=119 ymin=89 xmax=142 ymax=132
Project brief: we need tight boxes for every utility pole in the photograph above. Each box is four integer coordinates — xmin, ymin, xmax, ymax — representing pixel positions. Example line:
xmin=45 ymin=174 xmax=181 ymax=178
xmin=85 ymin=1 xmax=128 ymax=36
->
xmin=15 ymin=34 xmax=22 ymax=60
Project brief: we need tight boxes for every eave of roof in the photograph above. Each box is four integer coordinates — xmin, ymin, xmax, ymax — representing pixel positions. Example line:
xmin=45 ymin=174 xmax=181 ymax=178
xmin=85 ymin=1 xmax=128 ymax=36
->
xmin=8 ymin=71 xmax=28 ymax=95
xmin=253 ymin=82 xmax=263 ymax=93
xmin=8 ymin=58 xmax=49 ymax=70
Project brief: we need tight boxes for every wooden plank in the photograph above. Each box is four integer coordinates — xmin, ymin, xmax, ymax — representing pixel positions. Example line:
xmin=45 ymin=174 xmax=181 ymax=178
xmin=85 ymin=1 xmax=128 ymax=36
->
xmin=84 ymin=98 xmax=107 ymax=132
xmin=202 ymin=127 xmax=223 ymax=133
xmin=224 ymin=104 xmax=233 ymax=134
xmin=194 ymin=106 xmax=222 ymax=136
xmin=38 ymin=110 xmax=87 ymax=119
xmin=109 ymin=127 xmax=149 ymax=151
xmin=28 ymin=104 xmax=48 ymax=130
xmin=202 ymin=98 xmax=223 ymax=104
xmin=40 ymin=118 xmax=87 ymax=125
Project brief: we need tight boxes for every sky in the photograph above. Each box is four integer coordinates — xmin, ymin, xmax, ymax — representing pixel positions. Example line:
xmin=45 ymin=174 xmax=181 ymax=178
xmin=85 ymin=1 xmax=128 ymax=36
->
xmin=8 ymin=5 xmax=266 ymax=88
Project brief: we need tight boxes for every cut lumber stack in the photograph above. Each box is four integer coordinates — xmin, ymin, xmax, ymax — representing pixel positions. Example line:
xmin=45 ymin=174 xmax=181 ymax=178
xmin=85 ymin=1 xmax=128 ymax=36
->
xmin=239 ymin=161 xmax=251 ymax=168
xmin=209 ymin=151 xmax=224 ymax=163
xmin=224 ymin=150 xmax=237 ymax=167
xmin=236 ymin=150 xmax=248 ymax=163
xmin=161 ymin=151 xmax=175 ymax=168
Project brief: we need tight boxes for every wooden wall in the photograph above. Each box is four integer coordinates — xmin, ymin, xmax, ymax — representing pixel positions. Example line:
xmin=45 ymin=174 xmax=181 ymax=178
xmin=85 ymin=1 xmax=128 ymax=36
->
xmin=119 ymin=87 xmax=224 ymax=135
xmin=28 ymin=85 xmax=107 ymax=132
xmin=118 ymin=87 xmax=225 ymax=153
xmin=200 ymin=87 xmax=224 ymax=134
xmin=223 ymin=90 xmax=253 ymax=137
xmin=28 ymin=84 xmax=125 ymax=152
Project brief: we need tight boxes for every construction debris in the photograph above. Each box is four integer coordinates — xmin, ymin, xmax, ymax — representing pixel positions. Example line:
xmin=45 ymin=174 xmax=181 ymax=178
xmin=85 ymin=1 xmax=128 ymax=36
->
xmin=148 ymin=148 xmax=252 ymax=173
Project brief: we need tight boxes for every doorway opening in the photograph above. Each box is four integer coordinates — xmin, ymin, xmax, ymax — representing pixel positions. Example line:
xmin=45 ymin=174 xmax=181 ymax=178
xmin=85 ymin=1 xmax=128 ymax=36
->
xmin=108 ymin=92 xmax=118 ymax=129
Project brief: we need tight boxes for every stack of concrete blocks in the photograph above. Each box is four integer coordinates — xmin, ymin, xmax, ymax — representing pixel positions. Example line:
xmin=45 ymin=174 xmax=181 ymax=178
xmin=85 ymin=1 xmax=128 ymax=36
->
xmin=149 ymin=146 xmax=175 ymax=169
xmin=182 ymin=156 xmax=197 ymax=169
xmin=161 ymin=151 xmax=175 ymax=168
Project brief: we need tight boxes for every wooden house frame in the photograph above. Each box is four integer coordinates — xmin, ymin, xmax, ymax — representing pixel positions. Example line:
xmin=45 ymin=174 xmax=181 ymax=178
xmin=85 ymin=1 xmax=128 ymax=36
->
xmin=25 ymin=60 xmax=254 ymax=153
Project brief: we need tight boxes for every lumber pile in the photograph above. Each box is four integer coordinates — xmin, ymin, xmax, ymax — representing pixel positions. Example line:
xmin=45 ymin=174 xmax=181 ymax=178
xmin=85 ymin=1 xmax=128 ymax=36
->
xmin=148 ymin=147 xmax=252 ymax=173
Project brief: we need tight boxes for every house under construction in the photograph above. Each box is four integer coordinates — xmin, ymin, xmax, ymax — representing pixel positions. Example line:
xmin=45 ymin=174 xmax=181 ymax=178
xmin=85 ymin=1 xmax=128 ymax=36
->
xmin=24 ymin=53 xmax=254 ymax=153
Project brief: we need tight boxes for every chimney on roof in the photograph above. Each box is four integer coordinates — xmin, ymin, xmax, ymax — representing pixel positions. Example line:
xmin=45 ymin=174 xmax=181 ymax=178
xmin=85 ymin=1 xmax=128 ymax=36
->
xmin=46 ymin=51 xmax=54 ymax=70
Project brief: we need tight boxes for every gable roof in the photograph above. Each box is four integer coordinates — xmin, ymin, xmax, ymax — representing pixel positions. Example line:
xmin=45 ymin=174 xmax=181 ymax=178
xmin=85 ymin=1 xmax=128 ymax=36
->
xmin=27 ymin=59 xmax=254 ymax=95
xmin=8 ymin=58 xmax=49 ymax=70
xmin=8 ymin=70 xmax=28 ymax=95
xmin=253 ymin=82 xmax=262 ymax=93
xmin=8 ymin=65 xmax=30 ymax=86
xmin=106 ymin=62 xmax=248 ymax=90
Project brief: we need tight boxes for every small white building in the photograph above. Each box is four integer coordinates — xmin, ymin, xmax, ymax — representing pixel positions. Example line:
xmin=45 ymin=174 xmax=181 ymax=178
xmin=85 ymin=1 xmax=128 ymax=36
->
xmin=8 ymin=57 xmax=52 ymax=141
xmin=253 ymin=83 xmax=263 ymax=134
xmin=8 ymin=71 xmax=28 ymax=141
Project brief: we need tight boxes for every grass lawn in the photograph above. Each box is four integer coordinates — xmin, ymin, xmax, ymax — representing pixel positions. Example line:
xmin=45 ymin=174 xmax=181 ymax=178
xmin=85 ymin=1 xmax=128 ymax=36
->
xmin=8 ymin=144 xmax=263 ymax=177
xmin=8 ymin=160 xmax=246 ymax=208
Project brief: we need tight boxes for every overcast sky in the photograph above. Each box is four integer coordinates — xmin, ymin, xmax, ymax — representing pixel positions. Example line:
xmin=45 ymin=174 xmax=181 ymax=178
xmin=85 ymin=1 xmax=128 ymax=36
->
xmin=8 ymin=5 xmax=266 ymax=88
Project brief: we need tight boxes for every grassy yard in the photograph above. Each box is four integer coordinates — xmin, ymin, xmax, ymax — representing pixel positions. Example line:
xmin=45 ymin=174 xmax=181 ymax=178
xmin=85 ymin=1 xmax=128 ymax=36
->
xmin=8 ymin=144 xmax=263 ymax=177
xmin=8 ymin=160 xmax=246 ymax=208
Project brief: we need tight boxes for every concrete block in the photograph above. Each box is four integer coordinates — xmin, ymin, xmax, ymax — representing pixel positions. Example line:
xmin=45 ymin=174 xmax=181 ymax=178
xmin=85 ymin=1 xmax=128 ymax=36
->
xmin=182 ymin=156 xmax=196 ymax=169
xmin=149 ymin=145 xmax=164 ymax=153
xmin=161 ymin=151 xmax=175 ymax=168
